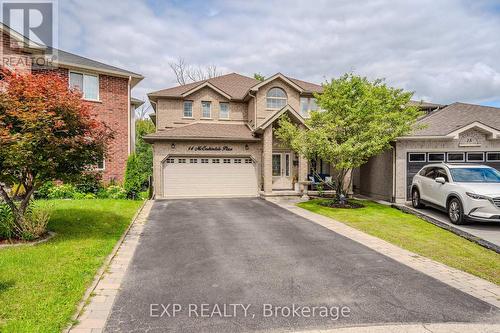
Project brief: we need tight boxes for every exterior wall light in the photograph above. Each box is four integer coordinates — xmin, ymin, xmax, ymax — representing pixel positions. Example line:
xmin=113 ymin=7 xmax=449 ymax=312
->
xmin=245 ymin=144 xmax=249 ymax=150
xmin=171 ymin=143 xmax=176 ymax=149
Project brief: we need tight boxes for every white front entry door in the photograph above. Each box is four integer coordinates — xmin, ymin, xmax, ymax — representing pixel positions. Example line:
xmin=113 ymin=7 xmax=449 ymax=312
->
xmin=272 ymin=152 xmax=293 ymax=190
xmin=163 ymin=157 xmax=258 ymax=198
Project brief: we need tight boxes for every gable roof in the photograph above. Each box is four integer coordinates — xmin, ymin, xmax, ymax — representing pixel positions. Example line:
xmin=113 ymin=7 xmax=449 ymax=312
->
xmin=409 ymin=102 xmax=500 ymax=137
xmin=149 ymin=73 xmax=259 ymax=100
xmin=143 ymin=122 xmax=259 ymax=142
xmin=148 ymin=72 xmax=323 ymax=100
xmin=255 ymin=104 xmax=307 ymax=133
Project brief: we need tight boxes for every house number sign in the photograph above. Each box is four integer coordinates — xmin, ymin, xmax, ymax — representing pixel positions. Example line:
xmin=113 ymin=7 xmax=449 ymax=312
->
xmin=188 ymin=145 xmax=233 ymax=152
xmin=459 ymin=131 xmax=481 ymax=147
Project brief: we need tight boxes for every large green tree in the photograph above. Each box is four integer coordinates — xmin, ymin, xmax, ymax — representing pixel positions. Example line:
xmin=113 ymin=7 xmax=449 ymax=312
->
xmin=275 ymin=73 xmax=423 ymax=201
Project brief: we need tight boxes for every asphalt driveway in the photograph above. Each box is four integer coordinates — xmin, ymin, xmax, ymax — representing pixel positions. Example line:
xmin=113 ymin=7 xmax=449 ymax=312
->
xmin=105 ymin=198 xmax=499 ymax=333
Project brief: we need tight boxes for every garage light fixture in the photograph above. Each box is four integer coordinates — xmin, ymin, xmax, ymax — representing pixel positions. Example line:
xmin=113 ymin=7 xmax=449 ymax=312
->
xmin=245 ymin=144 xmax=249 ymax=150
xmin=171 ymin=143 xmax=176 ymax=149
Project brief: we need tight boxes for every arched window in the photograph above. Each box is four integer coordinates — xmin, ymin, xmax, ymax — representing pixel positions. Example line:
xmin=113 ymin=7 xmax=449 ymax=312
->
xmin=266 ymin=87 xmax=287 ymax=109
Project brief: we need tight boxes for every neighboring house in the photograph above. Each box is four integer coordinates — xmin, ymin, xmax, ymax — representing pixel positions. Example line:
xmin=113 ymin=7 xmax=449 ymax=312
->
xmin=354 ymin=102 xmax=500 ymax=203
xmin=0 ymin=23 xmax=144 ymax=183
xmin=146 ymin=73 xmax=325 ymax=199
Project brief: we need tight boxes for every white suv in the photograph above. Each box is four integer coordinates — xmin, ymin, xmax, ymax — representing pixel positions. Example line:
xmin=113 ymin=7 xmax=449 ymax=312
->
xmin=411 ymin=163 xmax=500 ymax=224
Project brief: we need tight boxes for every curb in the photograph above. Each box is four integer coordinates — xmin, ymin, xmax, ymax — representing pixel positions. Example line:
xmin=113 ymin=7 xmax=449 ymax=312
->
xmin=63 ymin=199 xmax=150 ymax=333
xmin=392 ymin=204 xmax=500 ymax=254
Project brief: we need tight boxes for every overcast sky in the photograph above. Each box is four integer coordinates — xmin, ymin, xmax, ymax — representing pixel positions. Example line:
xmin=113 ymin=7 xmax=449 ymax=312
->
xmin=58 ymin=0 xmax=500 ymax=109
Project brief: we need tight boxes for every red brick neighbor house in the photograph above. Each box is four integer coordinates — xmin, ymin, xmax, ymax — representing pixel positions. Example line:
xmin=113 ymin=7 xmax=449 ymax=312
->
xmin=0 ymin=24 xmax=144 ymax=183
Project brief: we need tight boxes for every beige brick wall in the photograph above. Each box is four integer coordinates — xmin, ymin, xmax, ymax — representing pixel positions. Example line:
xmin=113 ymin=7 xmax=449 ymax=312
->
xmin=254 ymin=78 xmax=301 ymax=127
xmin=156 ymin=87 xmax=248 ymax=129
xmin=153 ymin=141 xmax=263 ymax=198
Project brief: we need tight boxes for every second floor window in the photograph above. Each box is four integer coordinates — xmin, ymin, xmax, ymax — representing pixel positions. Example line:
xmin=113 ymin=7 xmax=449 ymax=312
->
xmin=300 ymin=97 xmax=319 ymax=117
xmin=219 ymin=102 xmax=230 ymax=119
xmin=202 ymin=101 xmax=212 ymax=118
xmin=266 ymin=87 xmax=287 ymax=109
xmin=69 ymin=72 xmax=99 ymax=101
xmin=183 ymin=101 xmax=193 ymax=117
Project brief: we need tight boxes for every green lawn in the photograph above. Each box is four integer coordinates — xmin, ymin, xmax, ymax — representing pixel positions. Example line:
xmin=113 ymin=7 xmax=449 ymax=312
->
xmin=298 ymin=199 xmax=500 ymax=285
xmin=0 ymin=199 xmax=142 ymax=333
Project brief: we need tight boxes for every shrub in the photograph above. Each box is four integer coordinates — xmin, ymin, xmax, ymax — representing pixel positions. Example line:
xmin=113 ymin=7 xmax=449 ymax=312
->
xmin=84 ymin=193 xmax=97 ymax=199
xmin=0 ymin=202 xmax=14 ymax=239
xmin=124 ymin=154 xmax=150 ymax=199
xmin=72 ymin=172 xmax=103 ymax=194
xmin=105 ymin=185 xmax=127 ymax=199
xmin=47 ymin=184 xmax=78 ymax=199
xmin=35 ymin=181 xmax=56 ymax=199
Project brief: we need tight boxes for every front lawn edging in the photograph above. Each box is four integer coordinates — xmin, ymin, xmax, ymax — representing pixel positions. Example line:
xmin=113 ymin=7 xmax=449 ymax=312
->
xmin=393 ymin=204 xmax=500 ymax=254
xmin=63 ymin=199 xmax=149 ymax=333
xmin=0 ymin=231 xmax=57 ymax=249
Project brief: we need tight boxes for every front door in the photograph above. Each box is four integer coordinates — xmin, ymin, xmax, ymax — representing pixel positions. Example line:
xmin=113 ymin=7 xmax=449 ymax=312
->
xmin=272 ymin=152 xmax=293 ymax=190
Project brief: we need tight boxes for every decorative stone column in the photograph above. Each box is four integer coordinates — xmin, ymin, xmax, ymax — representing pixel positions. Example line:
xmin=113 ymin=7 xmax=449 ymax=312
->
xmin=262 ymin=126 xmax=273 ymax=194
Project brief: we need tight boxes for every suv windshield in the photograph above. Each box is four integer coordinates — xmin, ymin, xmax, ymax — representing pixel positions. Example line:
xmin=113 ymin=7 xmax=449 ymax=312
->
xmin=450 ymin=168 xmax=500 ymax=183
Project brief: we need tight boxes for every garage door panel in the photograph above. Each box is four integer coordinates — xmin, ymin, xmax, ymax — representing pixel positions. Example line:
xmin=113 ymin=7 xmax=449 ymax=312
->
xmin=163 ymin=158 xmax=258 ymax=198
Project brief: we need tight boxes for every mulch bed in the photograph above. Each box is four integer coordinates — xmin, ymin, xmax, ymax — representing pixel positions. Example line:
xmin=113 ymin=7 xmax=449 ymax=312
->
xmin=0 ymin=232 xmax=55 ymax=248
xmin=318 ymin=199 xmax=364 ymax=209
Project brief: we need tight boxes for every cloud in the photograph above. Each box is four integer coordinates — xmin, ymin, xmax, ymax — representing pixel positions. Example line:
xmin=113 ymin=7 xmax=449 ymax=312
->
xmin=59 ymin=0 xmax=500 ymax=107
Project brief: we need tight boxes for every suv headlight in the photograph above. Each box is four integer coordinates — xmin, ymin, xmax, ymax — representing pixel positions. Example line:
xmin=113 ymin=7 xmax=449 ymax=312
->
xmin=466 ymin=192 xmax=490 ymax=200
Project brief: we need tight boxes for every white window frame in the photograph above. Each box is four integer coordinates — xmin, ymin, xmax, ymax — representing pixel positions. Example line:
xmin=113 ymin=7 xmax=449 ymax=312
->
xmin=299 ymin=97 xmax=319 ymax=118
xmin=466 ymin=152 xmax=485 ymax=162
xmin=95 ymin=157 xmax=105 ymax=171
xmin=219 ymin=102 xmax=230 ymax=119
xmin=266 ymin=87 xmax=287 ymax=110
xmin=486 ymin=152 xmax=500 ymax=162
xmin=427 ymin=153 xmax=445 ymax=162
xmin=201 ymin=158 xmax=209 ymax=164
xmin=69 ymin=71 xmax=100 ymax=102
xmin=223 ymin=158 xmax=231 ymax=164
xmin=201 ymin=101 xmax=212 ymax=119
xmin=408 ymin=153 xmax=426 ymax=163
xmin=447 ymin=152 xmax=465 ymax=162
xmin=183 ymin=101 xmax=193 ymax=118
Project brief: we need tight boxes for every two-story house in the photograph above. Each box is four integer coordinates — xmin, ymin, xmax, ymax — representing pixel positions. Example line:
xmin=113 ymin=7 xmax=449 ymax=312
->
xmin=145 ymin=73 xmax=324 ymax=199
xmin=0 ymin=23 xmax=144 ymax=183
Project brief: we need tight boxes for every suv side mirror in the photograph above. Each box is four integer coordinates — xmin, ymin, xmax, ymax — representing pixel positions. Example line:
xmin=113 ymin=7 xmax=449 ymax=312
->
xmin=435 ymin=177 xmax=446 ymax=184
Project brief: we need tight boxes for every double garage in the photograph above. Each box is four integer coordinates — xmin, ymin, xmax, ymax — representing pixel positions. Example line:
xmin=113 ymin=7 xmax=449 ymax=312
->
xmin=162 ymin=156 xmax=259 ymax=198
xmin=406 ymin=150 xmax=500 ymax=199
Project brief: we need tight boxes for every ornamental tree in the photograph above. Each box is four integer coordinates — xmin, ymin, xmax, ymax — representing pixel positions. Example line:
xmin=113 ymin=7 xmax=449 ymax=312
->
xmin=275 ymin=73 xmax=423 ymax=201
xmin=0 ymin=70 xmax=112 ymax=233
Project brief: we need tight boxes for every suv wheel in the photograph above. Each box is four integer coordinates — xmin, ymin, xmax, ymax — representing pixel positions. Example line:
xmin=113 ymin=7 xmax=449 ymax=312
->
xmin=448 ymin=198 xmax=466 ymax=225
xmin=412 ymin=189 xmax=424 ymax=208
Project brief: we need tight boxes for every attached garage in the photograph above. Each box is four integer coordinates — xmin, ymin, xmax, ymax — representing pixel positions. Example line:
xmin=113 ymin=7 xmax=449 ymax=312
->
xmin=162 ymin=156 xmax=258 ymax=198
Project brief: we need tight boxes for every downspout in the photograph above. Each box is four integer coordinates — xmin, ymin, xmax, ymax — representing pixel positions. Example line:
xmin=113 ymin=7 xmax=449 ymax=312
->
xmin=392 ymin=141 xmax=397 ymax=203
xmin=249 ymin=90 xmax=257 ymax=129
xmin=127 ymin=76 xmax=132 ymax=155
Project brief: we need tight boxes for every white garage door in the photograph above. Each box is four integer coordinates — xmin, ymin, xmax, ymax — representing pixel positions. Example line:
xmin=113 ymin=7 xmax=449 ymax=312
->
xmin=163 ymin=157 xmax=258 ymax=198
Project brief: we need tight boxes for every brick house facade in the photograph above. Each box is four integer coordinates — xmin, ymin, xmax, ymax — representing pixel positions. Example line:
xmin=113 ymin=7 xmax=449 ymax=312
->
xmin=1 ymin=24 xmax=144 ymax=182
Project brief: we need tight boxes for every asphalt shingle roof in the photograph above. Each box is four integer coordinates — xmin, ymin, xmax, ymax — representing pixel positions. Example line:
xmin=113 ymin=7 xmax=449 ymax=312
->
xmin=148 ymin=73 xmax=323 ymax=100
xmin=412 ymin=102 xmax=500 ymax=136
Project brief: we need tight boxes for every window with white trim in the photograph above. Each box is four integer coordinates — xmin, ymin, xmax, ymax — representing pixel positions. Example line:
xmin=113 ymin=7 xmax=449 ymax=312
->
xmin=201 ymin=158 xmax=209 ymax=164
xmin=166 ymin=158 xmax=175 ymax=163
xmin=428 ymin=153 xmax=445 ymax=162
xmin=96 ymin=157 xmax=105 ymax=171
xmin=178 ymin=158 xmax=186 ymax=163
xmin=486 ymin=152 xmax=500 ymax=161
xmin=219 ymin=102 xmax=230 ymax=119
xmin=223 ymin=158 xmax=231 ymax=164
xmin=189 ymin=158 xmax=198 ymax=163
xmin=245 ymin=158 xmax=252 ymax=164
xmin=234 ymin=159 xmax=242 ymax=164
xmin=202 ymin=101 xmax=212 ymax=118
xmin=266 ymin=87 xmax=287 ymax=109
xmin=447 ymin=152 xmax=465 ymax=162
xmin=408 ymin=153 xmax=426 ymax=162
xmin=183 ymin=101 xmax=193 ymax=118
xmin=467 ymin=152 xmax=484 ymax=162
xmin=212 ymin=158 xmax=220 ymax=164
xmin=299 ymin=97 xmax=319 ymax=117
xmin=69 ymin=72 xmax=99 ymax=101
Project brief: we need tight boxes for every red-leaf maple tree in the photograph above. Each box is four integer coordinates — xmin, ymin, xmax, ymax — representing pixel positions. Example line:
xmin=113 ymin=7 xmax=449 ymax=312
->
xmin=0 ymin=70 xmax=113 ymax=230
